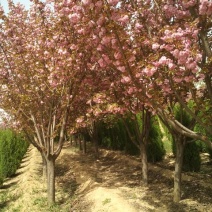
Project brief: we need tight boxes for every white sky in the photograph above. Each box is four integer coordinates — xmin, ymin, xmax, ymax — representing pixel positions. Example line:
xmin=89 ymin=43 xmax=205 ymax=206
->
xmin=0 ymin=0 xmax=31 ymax=12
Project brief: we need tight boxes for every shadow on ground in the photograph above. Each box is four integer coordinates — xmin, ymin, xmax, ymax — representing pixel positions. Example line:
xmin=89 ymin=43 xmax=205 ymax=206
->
xmin=55 ymin=153 xmax=79 ymax=204
xmin=63 ymin=145 xmax=212 ymax=211
xmin=0 ymin=190 xmax=20 ymax=210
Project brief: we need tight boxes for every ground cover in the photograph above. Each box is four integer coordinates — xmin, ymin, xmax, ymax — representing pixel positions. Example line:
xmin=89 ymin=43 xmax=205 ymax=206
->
xmin=0 ymin=144 xmax=211 ymax=211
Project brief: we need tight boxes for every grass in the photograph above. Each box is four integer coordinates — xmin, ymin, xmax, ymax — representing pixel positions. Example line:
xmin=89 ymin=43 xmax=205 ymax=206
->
xmin=163 ymin=138 xmax=172 ymax=154
xmin=158 ymin=118 xmax=173 ymax=154
xmin=33 ymin=196 xmax=48 ymax=207
xmin=0 ymin=190 xmax=20 ymax=212
xmin=32 ymin=196 xmax=71 ymax=212
xmin=11 ymin=205 xmax=22 ymax=212
xmin=102 ymin=198 xmax=111 ymax=205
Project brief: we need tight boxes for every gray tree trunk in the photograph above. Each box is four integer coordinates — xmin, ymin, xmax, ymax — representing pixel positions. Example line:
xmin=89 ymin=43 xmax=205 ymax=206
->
xmin=174 ymin=138 xmax=185 ymax=202
xmin=140 ymin=142 xmax=148 ymax=185
xmin=82 ymin=138 xmax=86 ymax=154
xmin=42 ymin=154 xmax=47 ymax=182
xmin=47 ymin=156 xmax=55 ymax=204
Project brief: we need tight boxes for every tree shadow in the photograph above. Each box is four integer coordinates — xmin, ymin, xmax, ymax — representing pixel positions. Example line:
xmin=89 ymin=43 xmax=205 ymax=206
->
xmin=0 ymin=190 xmax=20 ymax=210
xmin=67 ymin=147 xmax=212 ymax=211
xmin=0 ymin=181 xmax=18 ymax=190
xmin=55 ymin=153 xmax=79 ymax=204
xmin=18 ymin=162 xmax=30 ymax=169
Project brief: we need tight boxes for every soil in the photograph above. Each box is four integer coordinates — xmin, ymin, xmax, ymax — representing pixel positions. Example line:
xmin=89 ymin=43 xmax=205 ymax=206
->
xmin=0 ymin=143 xmax=212 ymax=212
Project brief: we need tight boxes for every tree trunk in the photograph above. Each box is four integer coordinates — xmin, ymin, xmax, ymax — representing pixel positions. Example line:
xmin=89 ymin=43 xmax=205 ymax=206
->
xmin=70 ymin=136 xmax=73 ymax=146
xmin=47 ymin=156 xmax=56 ymax=204
xmin=79 ymin=139 xmax=82 ymax=151
xmin=82 ymin=138 xmax=86 ymax=154
xmin=94 ymin=137 xmax=99 ymax=158
xmin=140 ymin=142 xmax=148 ymax=185
xmin=41 ymin=154 xmax=47 ymax=182
xmin=93 ymin=122 xmax=99 ymax=158
xmin=174 ymin=138 xmax=185 ymax=202
xmin=74 ymin=137 xmax=77 ymax=147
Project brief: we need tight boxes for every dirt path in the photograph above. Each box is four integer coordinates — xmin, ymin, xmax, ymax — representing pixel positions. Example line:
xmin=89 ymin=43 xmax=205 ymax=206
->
xmin=0 ymin=145 xmax=212 ymax=212
xmin=67 ymin=147 xmax=212 ymax=212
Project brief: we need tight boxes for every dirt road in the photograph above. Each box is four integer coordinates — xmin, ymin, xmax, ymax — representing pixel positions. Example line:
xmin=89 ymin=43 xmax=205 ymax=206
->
xmin=0 ymin=145 xmax=212 ymax=212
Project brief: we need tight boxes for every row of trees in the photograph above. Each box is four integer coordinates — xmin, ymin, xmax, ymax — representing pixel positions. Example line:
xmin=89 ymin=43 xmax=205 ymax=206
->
xmin=77 ymin=114 xmax=166 ymax=162
xmin=0 ymin=0 xmax=211 ymax=204
xmin=0 ymin=129 xmax=29 ymax=185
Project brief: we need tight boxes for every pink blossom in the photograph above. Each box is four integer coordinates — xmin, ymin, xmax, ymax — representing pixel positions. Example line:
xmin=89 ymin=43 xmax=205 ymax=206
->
xmin=168 ymin=63 xmax=175 ymax=70
xmin=111 ymin=39 xmax=117 ymax=46
xmin=117 ymin=66 xmax=125 ymax=72
xmin=95 ymin=1 xmax=103 ymax=9
xmin=101 ymin=36 xmax=111 ymax=45
xmin=184 ymin=76 xmax=192 ymax=82
xmin=98 ymin=58 xmax=106 ymax=68
xmin=171 ymin=49 xmax=180 ymax=58
xmin=135 ymin=72 xmax=141 ymax=78
xmin=163 ymin=44 xmax=174 ymax=51
xmin=146 ymin=92 xmax=152 ymax=98
xmin=163 ymin=86 xmax=171 ymax=93
xmin=68 ymin=13 xmax=80 ymax=23
xmin=145 ymin=67 xmax=156 ymax=77
xmin=121 ymin=76 xmax=131 ymax=83
xmin=62 ymin=7 xmax=71 ymax=15
xmin=97 ymin=44 xmax=103 ymax=51
xmin=114 ymin=52 xmax=122 ymax=60
xmin=159 ymin=56 xmax=168 ymax=65
xmin=174 ymin=77 xmax=183 ymax=83
xmin=77 ymin=28 xmax=85 ymax=34
xmin=129 ymin=56 xmax=135 ymax=62
xmin=107 ymin=0 xmax=119 ymax=6
xmin=76 ymin=117 xmax=84 ymax=123
xmin=182 ymin=0 xmax=196 ymax=9
xmin=192 ymin=67 xmax=198 ymax=73
xmin=198 ymin=74 xmax=205 ymax=81
xmin=82 ymin=0 xmax=92 ymax=6
xmin=102 ymin=54 xmax=110 ymax=64
xmin=178 ymin=51 xmax=189 ymax=64
xmin=195 ymin=53 xmax=202 ymax=62
xmin=192 ymin=29 xmax=199 ymax=39
xmin=72 ymin=5 xmax=82 ymax=12
xmin=97 ymin=16 xmax=105 ymax=26
xmin=152 ymin=43 xmax=160 ymax=50
xmin=118 ymin=15 xmax=129 ymax=24
xmin=135 ymin=22 xmax=143 ymax=30
xmin=70 ymin=44 xmax=77 ymax=50
xmin=128 ymin=87 xmax=134 ymax=94
xmin=164 ymin=29 xmax=171 ymax=36
xmin=199 ymin=0 xmax=212 ymax=15
xmin=185 ymin=61 xmax=197 ymax=70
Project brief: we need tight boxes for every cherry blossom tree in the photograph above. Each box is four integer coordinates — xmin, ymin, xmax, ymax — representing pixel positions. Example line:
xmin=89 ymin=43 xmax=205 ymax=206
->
xmin=72 ymin=0 xmax=211 ymax=202
xmin=0 ymin=0 xmax=211 ymax=204
xmin=0 ymin=0 xmax=97 ymax=203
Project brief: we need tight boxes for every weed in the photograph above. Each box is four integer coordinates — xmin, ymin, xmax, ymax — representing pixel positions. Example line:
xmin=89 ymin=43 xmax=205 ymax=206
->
xmin=33 ymin=196 xmax=47 ymax=207
xmin=102 ymin=198 xmax=111 ymax=205
xmin=12 ymin=205 xmax=22 ymax=212
xmin=49 ymin=203 xmax=61 ymax=212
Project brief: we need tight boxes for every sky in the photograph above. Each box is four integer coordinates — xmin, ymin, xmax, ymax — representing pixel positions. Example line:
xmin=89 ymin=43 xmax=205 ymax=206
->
xmin=0 ymin=0 xmax=31 ymax=12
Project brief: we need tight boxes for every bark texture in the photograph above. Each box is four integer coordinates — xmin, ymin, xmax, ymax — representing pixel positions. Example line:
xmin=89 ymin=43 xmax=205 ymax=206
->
xmin=174 ymin=137 xmax=185 ymax=202
xmin=47 ymin=156 xmax=56 ymax=204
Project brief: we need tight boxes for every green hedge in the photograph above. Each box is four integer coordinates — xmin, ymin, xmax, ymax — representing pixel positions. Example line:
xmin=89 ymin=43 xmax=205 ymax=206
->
xmin=0 ymin=129 xmax=29 ymax=185
xmin=147 ymin=118 xmax=165 ymax=163
xmin=97 ymin=114 xmax=165 ymax=162
xmin=195 ymin=124 xmax=212 ymax=160
xmin=172 ymin=105 xmax=201 ymax=172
